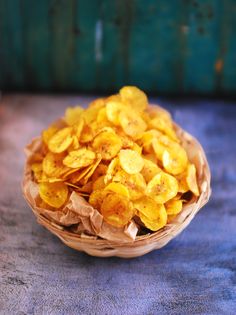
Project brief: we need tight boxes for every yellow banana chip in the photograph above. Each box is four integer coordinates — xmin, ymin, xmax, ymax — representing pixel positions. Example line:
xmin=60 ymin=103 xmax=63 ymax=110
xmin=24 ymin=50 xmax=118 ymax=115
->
xmin=31 ymin=163 xmax=43 ymax=182
xmin=162 ymin=145 xmax=188 ymax=175
xmin=106 ymin=101 xmax=125 ymax=125
xmin=48 ymin=127 xmax=73 ymax=153
xmin=119 ymin=86 xmax=148 ymax=112
xmin=42 ymin=152 xmax=69 ymax=178
xmin=92 ymin=163 xmax=108 ymax=181
xmin=80 ymin=124 xmax=95 ymax=143
xmin=89 ymin=189 xmax=108 ymax=210
xmin=104 ymin=157 xmax=120 ymax=184
xmin=186 ymin=164 xmax=199 ymax=196
xmin=165 ymin=199 xmax=183 ymax=215
xmin=119 ymin=110 xmax=147 ymax=140
xmin=89 ymin=98 xmax=105 ymax=109
xmin=101 ymin=193 xmax=134 ymax=227
xmin=113 ymin=170 xmax=146 ymax=200
xmin=63 ymin=148 xmax=96 ymax=168
xmin=39 ymin=182 xmax=68 ymax=208
xmin=92 ymin=175 xmax=106 ymax=191
xmin=146 ymin=172 xmax=178 ymax=203
xmin=65 ymin=106 xmax=83 ymax=125
xmin=134 ymin=196 xmax=165 ymax=220
xmin=92 ymin=131 xmax=122 ymax=160
xmin=79 ymin=156 xmax=102 ymax=185
xmin=42 ymin=124 xmax=59 ymax=145
xmin=138 ymin=205 xmax=167 ymax=231
xmin=105 ymin=182 xmax=130 ymax=198
xmin=141 ymin=159 xmax=161 ymax=182
xmin=119 ymin=149 xmax=144 ymax=174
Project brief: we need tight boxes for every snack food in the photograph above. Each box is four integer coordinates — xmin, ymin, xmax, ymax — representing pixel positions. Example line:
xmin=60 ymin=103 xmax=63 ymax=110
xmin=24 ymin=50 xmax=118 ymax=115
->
xmin=23 ymin=86 xmax=211 ymax=256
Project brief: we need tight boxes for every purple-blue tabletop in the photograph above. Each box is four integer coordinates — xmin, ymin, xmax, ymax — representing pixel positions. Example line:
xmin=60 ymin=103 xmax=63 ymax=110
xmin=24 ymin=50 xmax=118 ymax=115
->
xmin=0 ymin=95 xmax=235 ymax=315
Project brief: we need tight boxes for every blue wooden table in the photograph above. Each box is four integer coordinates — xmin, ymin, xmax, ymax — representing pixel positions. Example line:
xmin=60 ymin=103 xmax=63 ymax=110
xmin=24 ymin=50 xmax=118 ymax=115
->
xmin=0 ymin=95 xmax=235 ymax=314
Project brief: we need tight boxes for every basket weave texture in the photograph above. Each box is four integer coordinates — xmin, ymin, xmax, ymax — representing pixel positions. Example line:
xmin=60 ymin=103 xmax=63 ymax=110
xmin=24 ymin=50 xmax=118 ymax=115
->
xmin=22 ymin=106 xmax=211 ymax=258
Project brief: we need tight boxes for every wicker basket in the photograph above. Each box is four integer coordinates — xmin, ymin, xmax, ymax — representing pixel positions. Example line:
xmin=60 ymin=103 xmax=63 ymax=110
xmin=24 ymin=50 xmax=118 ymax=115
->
xmin=22 ymin=106 xmax=211 ymax=258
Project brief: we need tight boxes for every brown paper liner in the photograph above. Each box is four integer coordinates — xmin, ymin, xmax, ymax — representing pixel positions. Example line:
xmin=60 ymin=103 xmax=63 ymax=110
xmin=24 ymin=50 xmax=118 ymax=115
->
xmin=22 ymin=105 xmax=211 ymax=258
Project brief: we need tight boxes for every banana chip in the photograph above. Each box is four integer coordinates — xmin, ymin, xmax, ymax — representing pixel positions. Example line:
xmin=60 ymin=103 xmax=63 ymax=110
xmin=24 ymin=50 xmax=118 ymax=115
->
xmin=39 ymin=182 xmax=68 ymax=208
xmin=92 ymin=175 xmax=106 ymax=191
xmin=134 ymin=196 xmax=165 ymax=220
xmin=42 ymin=124 xmax=59 ymax=145
xmin=92 ymin=131 xmax=122 ymax=160
xmin=65 ymin=106 xmax=83 ymax=125
xmin=106 ymin=101 xmax=125 ymax=125
xmin=105 ymin=182 xmax=130 ymax=198
xmin=48 ymin=127 xmax=73 ymax=153
xmin=141 ymin=159 xmax=161 ymax=182
xmin=113 ymin=170 xmax=146 ymax=200
xmin=119 ymin=86 xmax=148 ymax=112
xmin=146 ymin=172 xmax=178 ymax=203
xmin=104 ymin=157 xmax=119 ymax=184
xmin=119 ymin=110 xmax=147 ymax=140
xmin=119 ymin=149 xmax=144 ymax=174
xmin=186 ymin=164 xmax=199 ymax=196
xmin=162 ymin=145 xmax=188 ymax=175
xmin=138 ymin=205 xmax=167 ymax=231
xmin=31 ymin=163 xmax=43 ymax=182
xmin=43 ymin=152 xmax=68 ymax=177
xmin=63 ymin=148 xmax=96 ymax=168
xmin=101 ymin=193 xmax=134 ymax=227
xmin=165 ymin=199 xmax=183 ymax=215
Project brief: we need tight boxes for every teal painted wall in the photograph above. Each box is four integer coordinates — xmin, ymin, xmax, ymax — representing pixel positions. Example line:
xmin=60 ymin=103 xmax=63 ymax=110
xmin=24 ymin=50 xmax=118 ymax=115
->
xmin=0 ymin=0 xmax=236 ymax=95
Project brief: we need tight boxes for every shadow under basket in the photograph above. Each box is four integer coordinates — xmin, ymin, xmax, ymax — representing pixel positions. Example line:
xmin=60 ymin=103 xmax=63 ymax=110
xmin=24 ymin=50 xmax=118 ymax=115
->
xmin=23 ymin=116 xmax=211 ymax=258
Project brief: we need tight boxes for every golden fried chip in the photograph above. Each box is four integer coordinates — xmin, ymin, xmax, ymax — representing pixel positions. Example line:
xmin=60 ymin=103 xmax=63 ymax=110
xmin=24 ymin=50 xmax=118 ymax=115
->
xmin=113 ymin=170 xmax=146 ymax=200
xmin=92 ymin=131 xmax=122 ymax=160
xmin=63 ymin=148 xmax=96 ymax=168
xmin=139 ymin=130 xmax=161 ymax=153
xmin=134 ymin=196 xmax=165 ymax=220
xmin=48 ymin=127 xmax=73 ymax=153
xmin=119 ymin=149 xmax=144 ymax=174
xmin=42 ymin=124 xmax=58 ymax=145
xmin=186 ymin=164 xmax=199 ymax=196
xmin=104 ymin=157 xmax=119 ymax=184
xmin=105 ymin=182 xmax=130 ymax=198
xmin=152 ymin=138 xmax=166 ymax=161
xmin=39 ymin=182 xmax=68 ymax=208
xmin=100 ymin=193 xmax=134 ymax=227
xmin=106 ymin=101 xmax=125 ymax=125
xmin=162 ymin=145 xmax=188 ymax=175
xmin=79 ymin=156 xmax=102 ymax=185
xmin=31 ymin=163 xmax=43 ymax=182
xmin=119 ymin=86 xmax=148 ymax=112
xmin=92 ymin=175 xmax=106 ymax=191
xmin=131 ymin=143 xmax=142 ymax=155
xmin=146 ymin=172 xmax=178 ymax=203
xmin=89 ymin=189 xmax=108 ymax=210
xmin=119 ymin=110 xmax=147 ymax=140
xmin=92 ymin=163 xmax=108 ymax=181
xmin=89 ymin=98 xmax=105 ymax=109
xmin=138 ymin=205 xmax=167 ymax=231
xmin=80 ymin=124 xmax=95 ymax=143
xmin=65 ymin=106 xmax=83 ymax=125
xmin=141 ymin=159 xmax=161 ymax=182
xmin=165 ymin=199 xmax=183 ymax=215
xmin=42 ymin=152 xmax=68 ymax=177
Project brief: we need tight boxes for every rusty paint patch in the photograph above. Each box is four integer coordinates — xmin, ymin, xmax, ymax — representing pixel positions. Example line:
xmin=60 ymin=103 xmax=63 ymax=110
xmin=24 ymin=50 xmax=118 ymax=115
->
xmin=215 ymin=59 xmax=224 ymax=73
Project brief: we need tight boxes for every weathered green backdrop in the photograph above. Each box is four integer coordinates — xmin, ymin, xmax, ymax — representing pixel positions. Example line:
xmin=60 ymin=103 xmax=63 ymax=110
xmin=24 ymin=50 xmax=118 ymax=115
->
xmin=0 ymin=0 xmax=236 ymax=95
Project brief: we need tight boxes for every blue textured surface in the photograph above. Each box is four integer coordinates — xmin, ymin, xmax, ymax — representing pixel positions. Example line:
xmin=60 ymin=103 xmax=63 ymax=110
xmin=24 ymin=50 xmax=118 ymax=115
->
xmin=0 ymin=95 xmax=235 ymax=314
